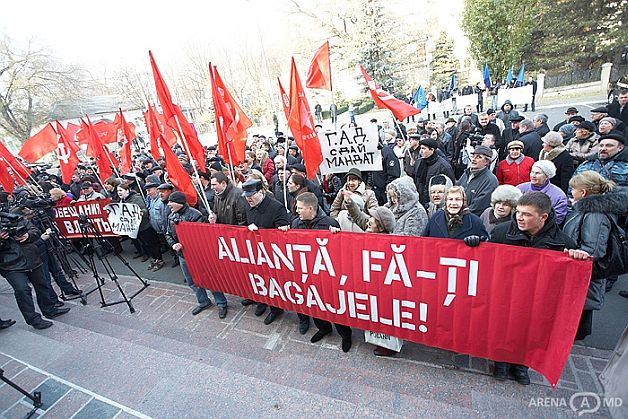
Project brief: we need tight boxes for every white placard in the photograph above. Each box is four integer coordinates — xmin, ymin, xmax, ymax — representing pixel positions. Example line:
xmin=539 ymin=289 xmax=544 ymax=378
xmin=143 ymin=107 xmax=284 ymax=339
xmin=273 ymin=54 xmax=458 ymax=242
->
xmin=318 ymin=125 xmax=382 ymax=175
xmin=497 ymin=85 xmax=533 ymax=107
xmin=104 ymin=203 xmax=142 ymax=239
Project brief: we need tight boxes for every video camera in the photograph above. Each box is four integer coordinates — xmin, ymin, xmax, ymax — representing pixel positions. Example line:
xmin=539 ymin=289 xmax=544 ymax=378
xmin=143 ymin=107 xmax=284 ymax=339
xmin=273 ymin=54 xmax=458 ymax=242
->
xmin=20 ymin=197 xmax=54 ymax=211
xmin=468 ymin=132 xmax=484 ymax=147
xmin=0 ymin=212 xmax=28 ymax=238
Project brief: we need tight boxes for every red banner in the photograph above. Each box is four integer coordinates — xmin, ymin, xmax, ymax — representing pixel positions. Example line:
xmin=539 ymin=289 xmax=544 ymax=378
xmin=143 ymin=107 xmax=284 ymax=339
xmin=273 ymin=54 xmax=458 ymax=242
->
xmin=177 ymin=223 xmax=591 ymax=387
xmin=53 ymin=199 xmax=117 ymax=238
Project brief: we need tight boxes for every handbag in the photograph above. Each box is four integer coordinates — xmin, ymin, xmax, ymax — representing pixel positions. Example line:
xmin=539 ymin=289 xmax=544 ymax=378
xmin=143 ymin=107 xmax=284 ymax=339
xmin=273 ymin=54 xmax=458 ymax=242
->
xmin=578 ymin=213 xmax=628 ymax=280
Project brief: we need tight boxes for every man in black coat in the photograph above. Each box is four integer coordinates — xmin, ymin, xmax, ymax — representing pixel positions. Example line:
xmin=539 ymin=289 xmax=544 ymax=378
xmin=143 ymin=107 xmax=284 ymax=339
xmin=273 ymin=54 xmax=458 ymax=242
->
xmin=241 ymin=179 xmax=291 ymax=325
xmin=533 ymin=114 xmax=550 ymax=138
xmin=476 ymin=112 xmax=502 ymax=152
xmin=166 ymin=192 xmax=229 ymax=319
xmin=518 ymin=119 xmax=543 ymax=161
xmin=372 ymin=140 xmax=401 ymax=205
xmin=607 ymin=89 xmax=628 ymax=140
xmin=291 ymin=192 xmax=353 ymax=352
xmin=482 ymin=192 xmax=586 ymax=385
xmin=210 ymin=172 xmax=247 ymax=226
xmin=413 ymin=138 xmax=455 ymax=207
xmin=0 ymin=217 xmax=70 ymax=329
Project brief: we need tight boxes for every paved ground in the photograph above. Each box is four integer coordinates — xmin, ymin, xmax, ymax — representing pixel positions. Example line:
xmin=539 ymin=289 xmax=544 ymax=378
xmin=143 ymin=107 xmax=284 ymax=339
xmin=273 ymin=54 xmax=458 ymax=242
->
xmin=0 ymin=257 xmax=623 ymax=418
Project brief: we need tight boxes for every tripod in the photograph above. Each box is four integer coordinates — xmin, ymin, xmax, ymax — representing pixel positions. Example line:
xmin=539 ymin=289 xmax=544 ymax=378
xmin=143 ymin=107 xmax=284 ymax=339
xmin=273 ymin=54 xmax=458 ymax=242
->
xmin=0 ymin=368 xmax=42 ymax=418
xmin=78 ymin=215 xmax=149 ymax=313
xmin=31 ymin=209 xmax=88 ymax=305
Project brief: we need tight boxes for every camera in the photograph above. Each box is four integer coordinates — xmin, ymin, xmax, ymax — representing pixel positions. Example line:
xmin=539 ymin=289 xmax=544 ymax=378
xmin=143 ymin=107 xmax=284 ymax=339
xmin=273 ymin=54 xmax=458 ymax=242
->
xmin=0 ymin=212 xmax=28 ymax=238
xmin=21 ymin=197 xmax=54 ymax=210
xmin=468 ymin=132 xmax=484 ymax=147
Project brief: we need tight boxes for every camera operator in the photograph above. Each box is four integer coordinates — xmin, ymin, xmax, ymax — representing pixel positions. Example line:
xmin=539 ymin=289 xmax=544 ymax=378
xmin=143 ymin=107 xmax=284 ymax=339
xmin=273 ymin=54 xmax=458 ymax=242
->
xmin=16 ymin=200 xmax=81 ymax=302
xmin=0 ymin=212 xmax=70 ymax=329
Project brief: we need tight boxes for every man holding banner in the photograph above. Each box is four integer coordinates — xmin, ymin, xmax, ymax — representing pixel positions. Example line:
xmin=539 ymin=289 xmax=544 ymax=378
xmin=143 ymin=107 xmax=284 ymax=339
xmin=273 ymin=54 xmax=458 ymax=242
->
xmin=481 ymin=191 xmax=588 ymax=384
xmin=166 ymin=192 xmax=229 ymax=319
xmin=291 ymin=192 xmax=353 ymax=352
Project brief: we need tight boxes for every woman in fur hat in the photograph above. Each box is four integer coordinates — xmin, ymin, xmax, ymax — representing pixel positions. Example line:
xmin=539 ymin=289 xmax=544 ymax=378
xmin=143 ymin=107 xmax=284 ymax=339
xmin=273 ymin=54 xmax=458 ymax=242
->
xmin=479 ymin=185 xmax=522 ymax=234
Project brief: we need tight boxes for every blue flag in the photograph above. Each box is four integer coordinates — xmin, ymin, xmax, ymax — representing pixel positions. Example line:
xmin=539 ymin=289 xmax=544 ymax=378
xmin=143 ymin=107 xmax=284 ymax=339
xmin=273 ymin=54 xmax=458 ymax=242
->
xmin=483 ymin=64 xmax=491 ymax=89
xmin=516 ymin=63 xmax=525 ymax=87
xmin=412 ymin=85 xmax=428 ymax=110
xmin=506 ymin=67 xmax=514 ymax=86
xmin=448 ymin=73 xmax=457 ymax=93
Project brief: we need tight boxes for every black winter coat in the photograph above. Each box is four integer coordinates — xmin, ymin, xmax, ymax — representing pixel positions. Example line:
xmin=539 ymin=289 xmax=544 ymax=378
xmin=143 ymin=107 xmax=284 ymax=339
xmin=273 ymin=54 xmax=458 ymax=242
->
xmin=121 ymin=192 xmax=150 ymax=231
xmin=372 ymin=144 xmax=401 ymax=191
xmin=519 ymin=130 xmax=543 ymax=161
xmin=413 ymin=155 xmax=455 ymax=206
xmin=291 ymin=209 xmax=340 ymax=231
xmin=544 ymin=148 xmax=574 ymax=194
xmin=245 ymin=195 xmax=291 ymax=229
xmin=490 ymin=210 xmax=577 ymax=250
xmin=0 ymin=220 xmax=42 ymax=272
xmin=214 ymin=183 xmax=248 ymax=226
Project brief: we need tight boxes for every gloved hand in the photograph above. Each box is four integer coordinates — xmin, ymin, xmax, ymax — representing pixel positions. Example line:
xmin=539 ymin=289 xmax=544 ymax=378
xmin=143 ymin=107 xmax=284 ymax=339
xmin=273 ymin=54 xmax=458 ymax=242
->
xmin=463 ymin=235 xmax=487 ymax=247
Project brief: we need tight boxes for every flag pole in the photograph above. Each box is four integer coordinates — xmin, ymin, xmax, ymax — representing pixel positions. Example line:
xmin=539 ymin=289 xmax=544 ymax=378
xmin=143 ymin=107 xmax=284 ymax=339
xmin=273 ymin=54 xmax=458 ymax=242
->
xmin=2 ymin=159 xmax=43 ymax=195
xmin=390 ymin=112 xmax=408 ymax=142
xmin=225 ymin=141 xmax=238 ymax=186
xmin=172 ymin=113 xmax=213 ymax=217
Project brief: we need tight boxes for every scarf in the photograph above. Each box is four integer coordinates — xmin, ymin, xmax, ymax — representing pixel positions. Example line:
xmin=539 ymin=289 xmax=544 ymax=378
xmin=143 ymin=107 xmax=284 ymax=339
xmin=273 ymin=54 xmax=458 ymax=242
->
xmin=540 ymin=146 xmax=566 ymax=161
xmin=416 ymin=153 xmax=438 ymax=186
xmin=445 ymin=207 xmax=470 ymax=236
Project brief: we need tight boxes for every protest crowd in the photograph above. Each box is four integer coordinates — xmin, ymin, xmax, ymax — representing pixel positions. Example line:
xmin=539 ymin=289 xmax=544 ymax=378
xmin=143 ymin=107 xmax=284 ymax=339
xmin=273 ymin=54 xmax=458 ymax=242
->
xmin=1 ymin=49 xmax=627 ymax=389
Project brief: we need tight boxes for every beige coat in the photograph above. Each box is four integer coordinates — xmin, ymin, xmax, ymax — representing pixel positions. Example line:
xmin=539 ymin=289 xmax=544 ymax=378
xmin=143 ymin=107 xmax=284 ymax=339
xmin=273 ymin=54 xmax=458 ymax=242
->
xmin=330 ymin=181 xmax=378 ymax=218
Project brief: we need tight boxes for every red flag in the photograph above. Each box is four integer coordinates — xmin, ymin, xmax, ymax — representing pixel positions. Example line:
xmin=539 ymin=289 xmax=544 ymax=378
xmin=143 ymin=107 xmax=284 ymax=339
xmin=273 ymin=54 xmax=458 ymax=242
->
xmin=83 ymin=116 xmax=117 ymax=180
xmin=144 ymin=104 xmax=161 ymax=161
xmin=159 ymin=135 xmax=197 ymax=207
xmin=0 ymin=140 xmax=31 ymax=186
xmin=0 ymin=157 xmax=16 ymax=192
xmin=76 ymin=120 xmax=118 ymax=145
xmin=305 ymin=41 xmax=332 ymax=91
xmin=360 ymin=65 xmax=421 ymax=122
xmin=209 ymin=64 xmax=252 ymax=164
xmin=114 ymin=109 xmax=134 ymax=174
xmin=54 ymin=121 xmax=81 ymax=184
xmin=277 ymin=78 xmax=290 ymax=121
xmin=155 ymin=109 xmax=177 ymax=147
xmin=65 ymin=122 xmax=81 ymax=142
xmin=288 ymin=58 xmax=323 ymax=179
xmin=149 ymin=51 xmax=205 ymax=172
xmin=18 ymin=123 xmax=58 ymax=162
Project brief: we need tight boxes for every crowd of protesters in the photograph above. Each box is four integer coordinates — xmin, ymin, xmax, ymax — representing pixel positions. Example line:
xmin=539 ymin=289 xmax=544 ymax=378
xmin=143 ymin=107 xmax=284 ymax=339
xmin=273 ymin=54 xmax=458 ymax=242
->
xmin=1 ymin=89 xmax=627 ymax=386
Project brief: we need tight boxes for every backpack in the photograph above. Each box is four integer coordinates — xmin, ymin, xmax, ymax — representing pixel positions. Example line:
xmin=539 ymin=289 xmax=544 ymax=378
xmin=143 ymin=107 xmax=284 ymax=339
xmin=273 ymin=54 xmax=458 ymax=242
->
xmin=579 ymin=214 xmax=628 ymax=279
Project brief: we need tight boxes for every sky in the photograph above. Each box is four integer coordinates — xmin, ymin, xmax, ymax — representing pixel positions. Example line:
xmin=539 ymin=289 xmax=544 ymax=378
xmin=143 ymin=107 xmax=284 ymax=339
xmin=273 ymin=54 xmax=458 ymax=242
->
xmin=0 ymin=0 xmax=291 ymax=72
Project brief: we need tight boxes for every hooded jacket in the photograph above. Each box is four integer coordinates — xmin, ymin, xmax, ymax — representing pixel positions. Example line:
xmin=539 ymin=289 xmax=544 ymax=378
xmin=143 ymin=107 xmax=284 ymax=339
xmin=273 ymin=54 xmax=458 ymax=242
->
xmin=385 ymin=176 xmax=428 ymax=236
xmin=562 ymin=187 xmax=628 ymax=310
xmin=496 ymin=100 xmax=520 ymax=126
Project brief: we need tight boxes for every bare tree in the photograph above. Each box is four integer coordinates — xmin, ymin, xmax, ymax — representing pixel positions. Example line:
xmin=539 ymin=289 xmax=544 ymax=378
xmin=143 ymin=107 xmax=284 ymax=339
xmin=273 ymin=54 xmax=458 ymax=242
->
xmin=0 ymin=37 xmax=90 ymax=141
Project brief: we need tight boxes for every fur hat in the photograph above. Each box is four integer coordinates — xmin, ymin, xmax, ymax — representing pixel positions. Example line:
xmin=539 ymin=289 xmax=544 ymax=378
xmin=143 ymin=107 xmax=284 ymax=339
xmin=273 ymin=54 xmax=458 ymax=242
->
xmin=368 ymin=207 xmax=396 ymax=234
xmin=491 ymin=185 xmax=523 ymax=207
xmin=532 ymin=160 xmax=557 ymax=179
xmin=558 ymin=124 xmax=576 ymax=139
xmin=576 ymin=121 xmax=596 ymax=132
xmin=542 ymin=132 xmax=563 ymax=147
xmin=419 ymin=138 xmax=439 ymax=150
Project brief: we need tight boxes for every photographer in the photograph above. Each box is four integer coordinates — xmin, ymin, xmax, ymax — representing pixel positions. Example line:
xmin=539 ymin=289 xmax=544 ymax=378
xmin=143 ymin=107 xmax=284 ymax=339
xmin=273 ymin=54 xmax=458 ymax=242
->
xmin=0 ymin=212 xmax=70 ymax=329
xmin=14 ymin=202 xmax=81 ymax=303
